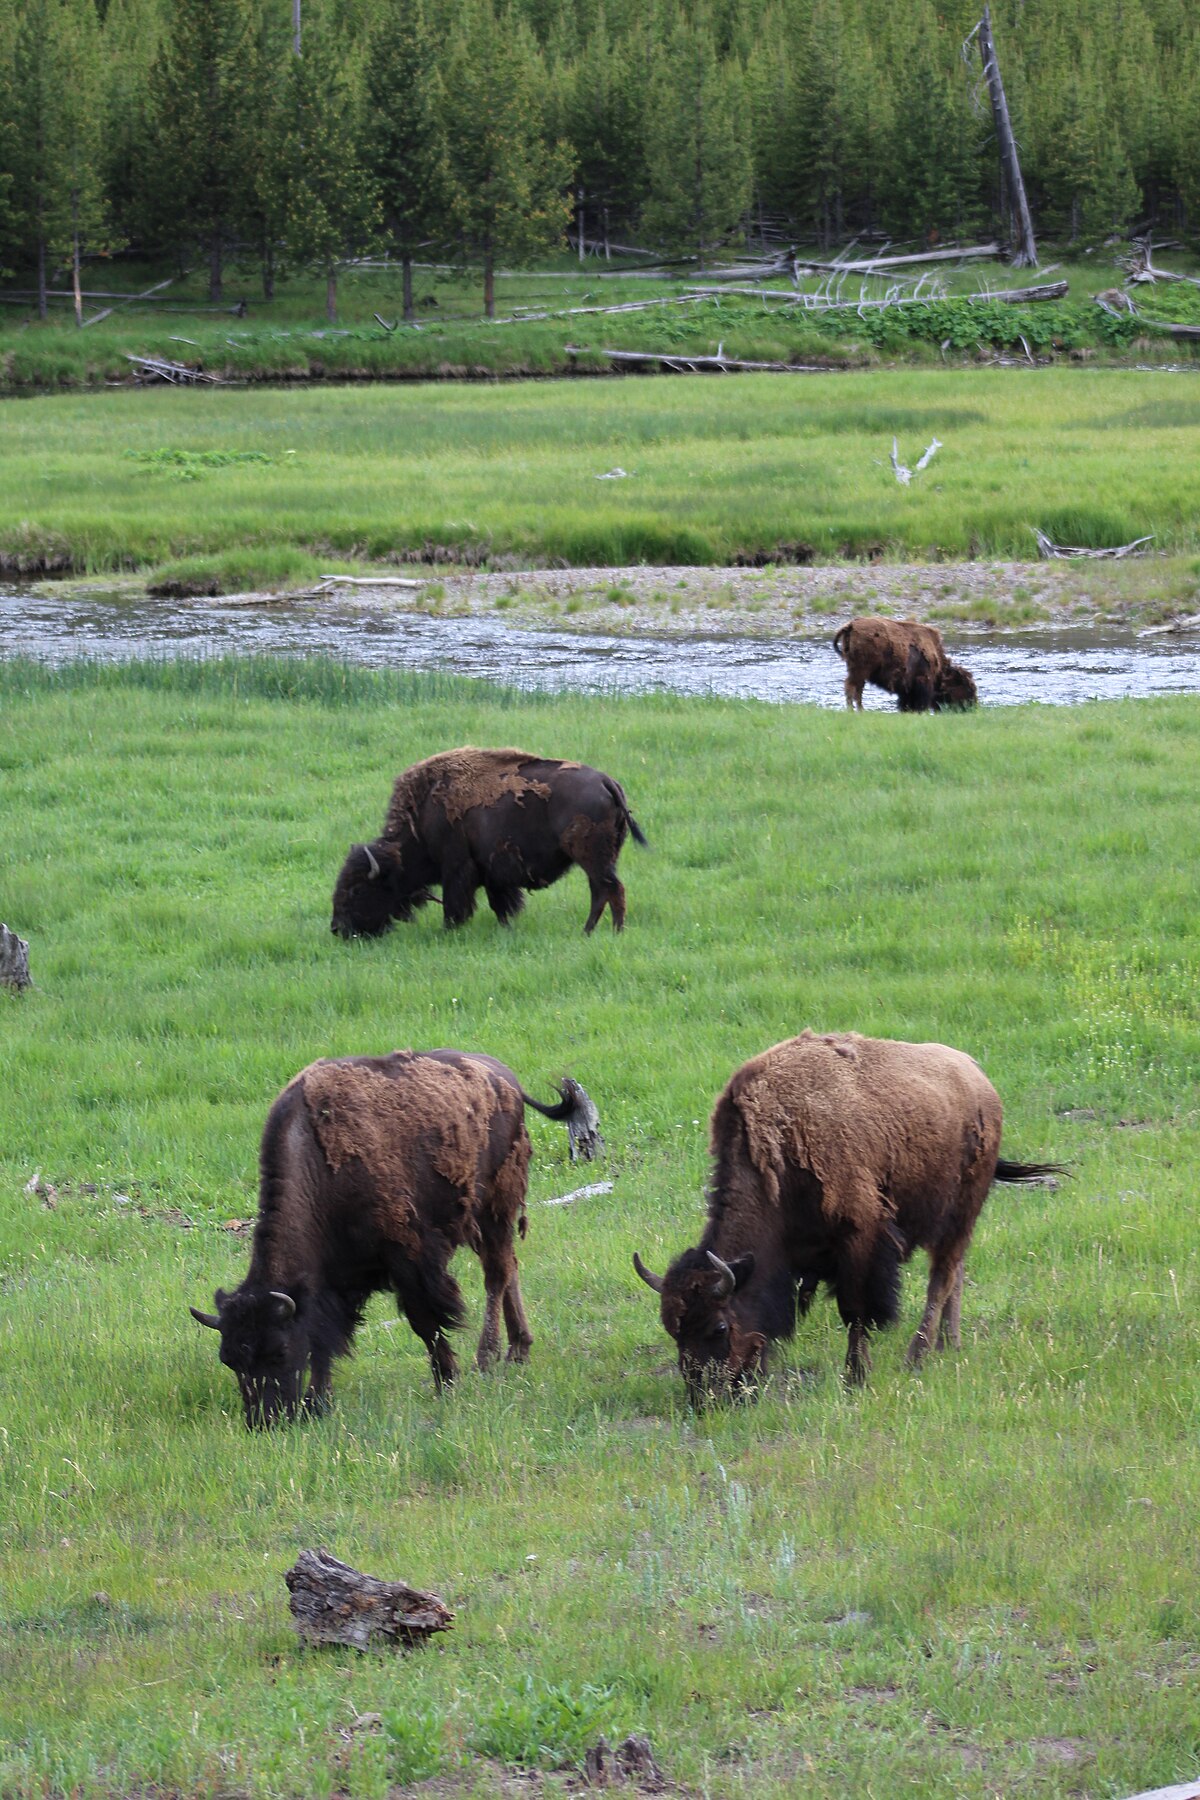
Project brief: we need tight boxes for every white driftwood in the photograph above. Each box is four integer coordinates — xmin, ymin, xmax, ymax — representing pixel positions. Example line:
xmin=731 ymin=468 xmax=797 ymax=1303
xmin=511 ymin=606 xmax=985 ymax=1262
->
xmin=567 ymin=345 xmax=825 ymax=374
xmin=890 ymin=438 xmax=943 ymax=485
xmin=1033 ymin=528 xmax=1154 ymax=560
xmin=285 ymin=1548 xmax=453 ymax=1651
xmin=122 ymin=353 xmax=221 ymax=385
xmin=317 ymin=574 xmax=423 ymax=588
xmin=793 ymin=244 xmax=1000 ymax=275
xmin=541 ymin=1181 xmax=615 ymax=1207
xmin=0 ymin=924 xmax=31 ymax=992
xmin=1139 ymin=614 xmax=1200 ymax=636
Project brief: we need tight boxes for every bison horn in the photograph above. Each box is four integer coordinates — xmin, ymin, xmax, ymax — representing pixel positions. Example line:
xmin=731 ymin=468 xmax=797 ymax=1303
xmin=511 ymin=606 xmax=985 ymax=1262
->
xmin=361 ymin=843 xmax=382 ymax=881
xmin=269 ymin=1290 xmax=297 ymax=1318
xmin=706 ymin=1251 xmax=736 ymax=1297
xmin=632 ymin=1252 xmax=664 ymax=1294
xmin=190 ymin=1306 xmax=221 ymax=1330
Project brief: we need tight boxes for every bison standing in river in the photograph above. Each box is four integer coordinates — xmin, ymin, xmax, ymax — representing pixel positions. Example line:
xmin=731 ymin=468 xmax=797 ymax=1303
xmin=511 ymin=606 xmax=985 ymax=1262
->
xmin=331 ymin=748 xmax=647 ymax=938
xmin=833 ymin=616 xmax=977 ymax=712
xmin=190 ymin=1049 xmax=591 ymax=1426
xmin=634 ymin=1031 xmax=1060 ymax=1401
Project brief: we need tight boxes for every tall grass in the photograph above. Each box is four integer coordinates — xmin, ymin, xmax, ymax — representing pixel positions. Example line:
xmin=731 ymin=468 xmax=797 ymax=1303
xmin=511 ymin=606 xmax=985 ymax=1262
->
xmin=4 ymin=367 xmax=1200 ymax=580
xmin=1 ymin=662 xmax=1198 ymax=1797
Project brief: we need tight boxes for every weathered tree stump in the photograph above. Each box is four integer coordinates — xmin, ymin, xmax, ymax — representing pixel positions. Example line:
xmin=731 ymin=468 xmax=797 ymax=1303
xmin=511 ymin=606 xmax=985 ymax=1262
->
xmin=284 ymin=1548 xmax=453 ymax=1651
xmin=0 ymin=924 xmax=31 ymax=992
xmin=583 ymin=1735 xmax=666 ymax=1790
xmin=562 ymin=1078 xmax=605 ymax=1163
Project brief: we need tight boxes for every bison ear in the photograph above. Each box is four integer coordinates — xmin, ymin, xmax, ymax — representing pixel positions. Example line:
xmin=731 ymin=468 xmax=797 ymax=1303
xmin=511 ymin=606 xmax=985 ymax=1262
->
xmin=190 ymin=1305 xmax=221 ymax=1330
xmin=633 ymin=1252 xmax=664 ymax=1294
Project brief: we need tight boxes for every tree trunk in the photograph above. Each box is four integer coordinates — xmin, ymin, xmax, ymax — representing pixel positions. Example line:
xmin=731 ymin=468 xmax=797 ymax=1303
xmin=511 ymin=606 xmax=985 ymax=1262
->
xmin=978 ymin=4 xmax=1037 ymax=267
xmin=37 ymin=234 xmax=48 ymax=320
xmin=402 ymin=252 xmax=414 ymax=323
xmin=72 ymin=217 xmax=83 ymax=329
xmin=484 ymin=248 xmax=495 ymax=318
xmin=326 ymin=266 xmax=337 ymax=322
xmin=209 ymin=224 xmax=223 ymax=304
xmin=262 ymin=238 xmax=275 ymax=302
xmin=284 ymin=1548 xmax=453 ymax=1651
xmin=0 ymin=924 xmax=31 ymax=992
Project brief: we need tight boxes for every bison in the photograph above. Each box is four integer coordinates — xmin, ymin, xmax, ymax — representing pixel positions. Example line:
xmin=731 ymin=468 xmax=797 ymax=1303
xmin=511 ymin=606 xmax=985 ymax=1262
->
xmin=190 ymin=1048 xmax=591 ymax=1427
xmin=832 ymin=616 xmax=977 ymax=712
xmin=634 ymin=1031 xmax=1061 ymax=1402
xmin=331 ymin=747 xmax=647 ymax=938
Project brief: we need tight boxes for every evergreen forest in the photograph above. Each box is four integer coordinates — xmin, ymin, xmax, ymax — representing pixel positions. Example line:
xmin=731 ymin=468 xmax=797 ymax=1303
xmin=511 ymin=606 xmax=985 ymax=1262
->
xmin=2 ymin=0 xmax=1200 ymax=321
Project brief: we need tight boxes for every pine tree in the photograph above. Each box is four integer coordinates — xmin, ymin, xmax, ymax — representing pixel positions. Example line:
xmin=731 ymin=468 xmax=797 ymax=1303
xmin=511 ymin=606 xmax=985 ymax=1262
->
xmin=361 ymin=0 xmax=449 ymax=320
xmin=148 ymin=0 xmax=255 ymax=301
xmin=0 ymin=0 xmax=18 ymax=280
xmin=563 ymin=11 xmax=647 ymax=252
xmin=641 ymin=7 xmax=752 ymax=261
xmin=441 ymin=0 xmax=573 ymax=317
xmin=11 ymin=0 xmax=109 ymax=320
xmin=275 ymin=15 xmax=374 ymax=320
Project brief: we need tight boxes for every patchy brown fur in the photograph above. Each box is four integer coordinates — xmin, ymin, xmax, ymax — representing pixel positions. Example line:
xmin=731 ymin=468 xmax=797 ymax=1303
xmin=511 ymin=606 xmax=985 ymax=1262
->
xmin=191 ymin=1049 xmax=547 ymax=1426
xmin=332 ymin=747 xmax=647 ymax=938
xmin=832 ymin=616 xmax=975 ymax=712
xmin=635 ymin=1031 xmax=1050 ymax=1397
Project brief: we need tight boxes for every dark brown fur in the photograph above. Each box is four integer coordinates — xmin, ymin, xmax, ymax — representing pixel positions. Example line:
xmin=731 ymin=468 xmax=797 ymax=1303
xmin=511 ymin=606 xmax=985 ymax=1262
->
xmin=331 ymin=747 xmax=647 ymax=938
xmin=832 ymin=617 xmax=977 ymax=712
xmin=635 ymin=1031 xmax=1060 ymax=1399
xmin=190 ymin=1049 xmax=583 ymax=1426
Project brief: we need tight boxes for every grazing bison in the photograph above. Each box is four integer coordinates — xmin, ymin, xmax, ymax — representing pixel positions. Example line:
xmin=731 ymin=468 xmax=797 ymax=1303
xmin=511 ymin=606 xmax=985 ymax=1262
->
xmin=832 ymin=616 xmax=977 ymax=712
xmin=331 ymin=747 xmax=647 ymax=938
xmin=634 ymin=1031 xmax=1061 ymax=1401
xmin=190 ymin=1049 xmax=591 ymax=1426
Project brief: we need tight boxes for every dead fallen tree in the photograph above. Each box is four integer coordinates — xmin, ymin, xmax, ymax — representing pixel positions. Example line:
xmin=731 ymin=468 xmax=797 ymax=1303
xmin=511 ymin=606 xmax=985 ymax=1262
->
xmin=123 ymin=353 xmax=222 ymax=385
xmin=285 ymin=1549 xmax=453 ymax=1651
xmin=792 ymin=244 xmax=1001 ymax=276
xmin=1094 ymin=292 xmax=1200 ymax=340
xmin=686 ymin=279 xmax=1068 ymax=312
xmin=1033 ymin=527 xmax=1154 ymax=560
xmin=566 ymin=345 xmax=826 ymax=374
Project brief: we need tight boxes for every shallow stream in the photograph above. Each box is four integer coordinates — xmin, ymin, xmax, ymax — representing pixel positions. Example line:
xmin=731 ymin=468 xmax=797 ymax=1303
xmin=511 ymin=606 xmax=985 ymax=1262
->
xmin=4 ymin=585 xmax=1200 ymax=707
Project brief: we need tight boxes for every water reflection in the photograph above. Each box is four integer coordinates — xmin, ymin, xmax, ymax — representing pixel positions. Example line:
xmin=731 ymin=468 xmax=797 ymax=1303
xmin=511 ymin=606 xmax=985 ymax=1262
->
xmin=3 ymin=584 xmax=1200 ymax=707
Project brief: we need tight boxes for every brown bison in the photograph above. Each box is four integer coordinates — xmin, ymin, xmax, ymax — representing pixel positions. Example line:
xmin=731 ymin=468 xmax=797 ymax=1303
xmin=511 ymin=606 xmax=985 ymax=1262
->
xmin=331 ymin=747 xmax=647 ymax=938
xmin=190 ymin=1049 xmax=590 ymax=1426
xmin=634 ymin=1031 xmax=1061 ymax=1401
xmin=832 ymin=616 xmax=977 ymax=712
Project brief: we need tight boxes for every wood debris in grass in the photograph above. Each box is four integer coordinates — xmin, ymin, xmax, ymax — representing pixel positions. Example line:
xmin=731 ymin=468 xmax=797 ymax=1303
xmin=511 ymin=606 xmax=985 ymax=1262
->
xmin=1 ymin=923 xmax=31 ymax=991
xmin=122 ymin=353 xmax=221 ymax=385
xmin=542 ymin=1181 xmax=614 ymax=1207
xmin=1033 ymin=528 xmax=1154 ymax=560
xmin=285 ymin=1547 xmax=453 ymax=1651
xmin=889 ymin=437 xmax=943 ymax=485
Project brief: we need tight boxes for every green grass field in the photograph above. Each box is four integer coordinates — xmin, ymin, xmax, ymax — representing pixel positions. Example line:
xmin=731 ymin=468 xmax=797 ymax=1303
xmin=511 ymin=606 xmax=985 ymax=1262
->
xmin=5 ymin=367 xmax=1200 ymax=587
xmin=1 ymin=658 xmax=1198 ymax=1797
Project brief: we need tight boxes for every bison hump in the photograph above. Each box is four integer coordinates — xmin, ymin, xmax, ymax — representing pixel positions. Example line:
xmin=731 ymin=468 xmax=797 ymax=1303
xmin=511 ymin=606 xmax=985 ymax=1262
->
xmin=386 ymin=748 xmax=553 ymax=835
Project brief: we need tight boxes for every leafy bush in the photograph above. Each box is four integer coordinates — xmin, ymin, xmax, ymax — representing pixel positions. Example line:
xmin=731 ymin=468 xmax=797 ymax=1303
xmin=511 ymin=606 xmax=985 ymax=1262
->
xmin=470 ymin=1676 xmax=616 ymax=1769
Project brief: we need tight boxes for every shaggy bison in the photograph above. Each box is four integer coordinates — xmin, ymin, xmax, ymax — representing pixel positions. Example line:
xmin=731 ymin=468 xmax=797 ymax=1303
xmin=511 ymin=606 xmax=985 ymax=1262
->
xmin=634 ymin=1031 xmax=1060 ymax=1400
xmin=190 ymin=1049 xmax=591 ymax=1426
xmin=331 ymin=747 xmax=647 ymax=938
xmin=832 ymin=616 xmax=977 ymax=712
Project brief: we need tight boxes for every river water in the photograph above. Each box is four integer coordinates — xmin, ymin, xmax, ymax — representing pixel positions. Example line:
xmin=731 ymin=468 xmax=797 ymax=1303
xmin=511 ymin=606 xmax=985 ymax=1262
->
xmin=4 ymin=584 xmax=1200 ymax=707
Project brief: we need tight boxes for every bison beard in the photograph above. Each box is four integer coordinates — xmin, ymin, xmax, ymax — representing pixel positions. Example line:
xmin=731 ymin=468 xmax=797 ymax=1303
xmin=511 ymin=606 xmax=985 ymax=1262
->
xmin=331 ymin=747 xmax=647 ymax=939
xmin=635 ymin=1031 xmax=1063 ymax=1400
xmin=190 ymin=1049 xmax=594 ymax=1427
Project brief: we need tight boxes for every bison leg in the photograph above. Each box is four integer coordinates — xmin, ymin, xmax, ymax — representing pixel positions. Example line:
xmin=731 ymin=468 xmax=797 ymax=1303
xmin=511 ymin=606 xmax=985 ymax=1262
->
xmin=845 ymin=1322 xmax=872 ymax=1385
xmin=583 ymin=871 xmax=625 ymax=933
xmin=844 ymin=674 xmax=864 ymax=711
xmin=906 ymin=1255 xmax=964 ymax=1367
xmin=304 ymin=1350 xmax=334 ymax=1416
xmin=475 ymin=1237 xmax=530 ymax=1370
xmin=485 ymin=882 xmax=526 ymax=926
xmin=441 ymin=862 xmax=479 ymax=929
xmin=501 ymin=1276 xmax=533 ymax=1364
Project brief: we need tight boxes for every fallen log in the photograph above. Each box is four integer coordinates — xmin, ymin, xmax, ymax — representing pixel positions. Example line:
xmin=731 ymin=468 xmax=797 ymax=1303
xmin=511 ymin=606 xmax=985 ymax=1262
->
xmin=285 ymin=1548 xmax=453 ymax=1651
xmin=686 ymin=280 xmax=1068 ymax=311
xmin=122 ymin=353 xmax=221 ymax=385
xmin=0 ymin=924 xmax=31 ymax=992
xmin=792 ymin=244 xmax=1000 ymax=275
xmin=1033 ymin=528 xmax=1154 ymax=560
xmin=317 ymin=574 xmax=423 ymax=588
xmin=566 ymin=345 xmax=825 ymax=373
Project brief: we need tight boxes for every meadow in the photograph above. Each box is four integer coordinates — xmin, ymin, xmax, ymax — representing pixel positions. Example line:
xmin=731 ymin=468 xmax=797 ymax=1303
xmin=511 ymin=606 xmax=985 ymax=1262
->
xmin=1 ymin=656 xmax=1198 ymax=1798
xmin=5 ymin=366 xmax=1200 ymax=591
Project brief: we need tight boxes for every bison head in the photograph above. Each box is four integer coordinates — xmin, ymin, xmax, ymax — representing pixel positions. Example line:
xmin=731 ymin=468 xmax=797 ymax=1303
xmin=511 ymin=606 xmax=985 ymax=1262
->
xmin=190 ymin=1286 xmax=310 ymax=1428
xmin=634 ymin=1247 xmax=765 ymax=1405
xmin=330 ymin=840 xmax=401 ymax=938
xmin=934 ymin=661 xmax=978 ymax=709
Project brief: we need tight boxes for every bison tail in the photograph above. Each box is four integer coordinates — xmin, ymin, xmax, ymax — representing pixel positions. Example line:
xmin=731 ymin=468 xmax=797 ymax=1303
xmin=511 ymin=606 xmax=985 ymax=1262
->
xmin=522 ymin=1076 xmax=592 ymax=1124
xmin=993 ymin=1158 xmax=1068 ymax=1187
xmin=602 ymin=775 xmax=649 ymax=849
xmin=832 ymin=623 xmax=851 ymax=659
xmin=627 ymin=813 xmax=649 ymax=849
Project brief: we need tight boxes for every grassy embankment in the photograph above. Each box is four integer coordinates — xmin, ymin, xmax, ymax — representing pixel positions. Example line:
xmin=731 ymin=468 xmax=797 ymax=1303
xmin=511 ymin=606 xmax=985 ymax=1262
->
xmin=2 ymin=254 xmax=1200 ymax=395
xmin=4 ymin=368 xmax=1200 ymax=606
xmin=1 ymin=657 xmax=1198 ymax=1798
